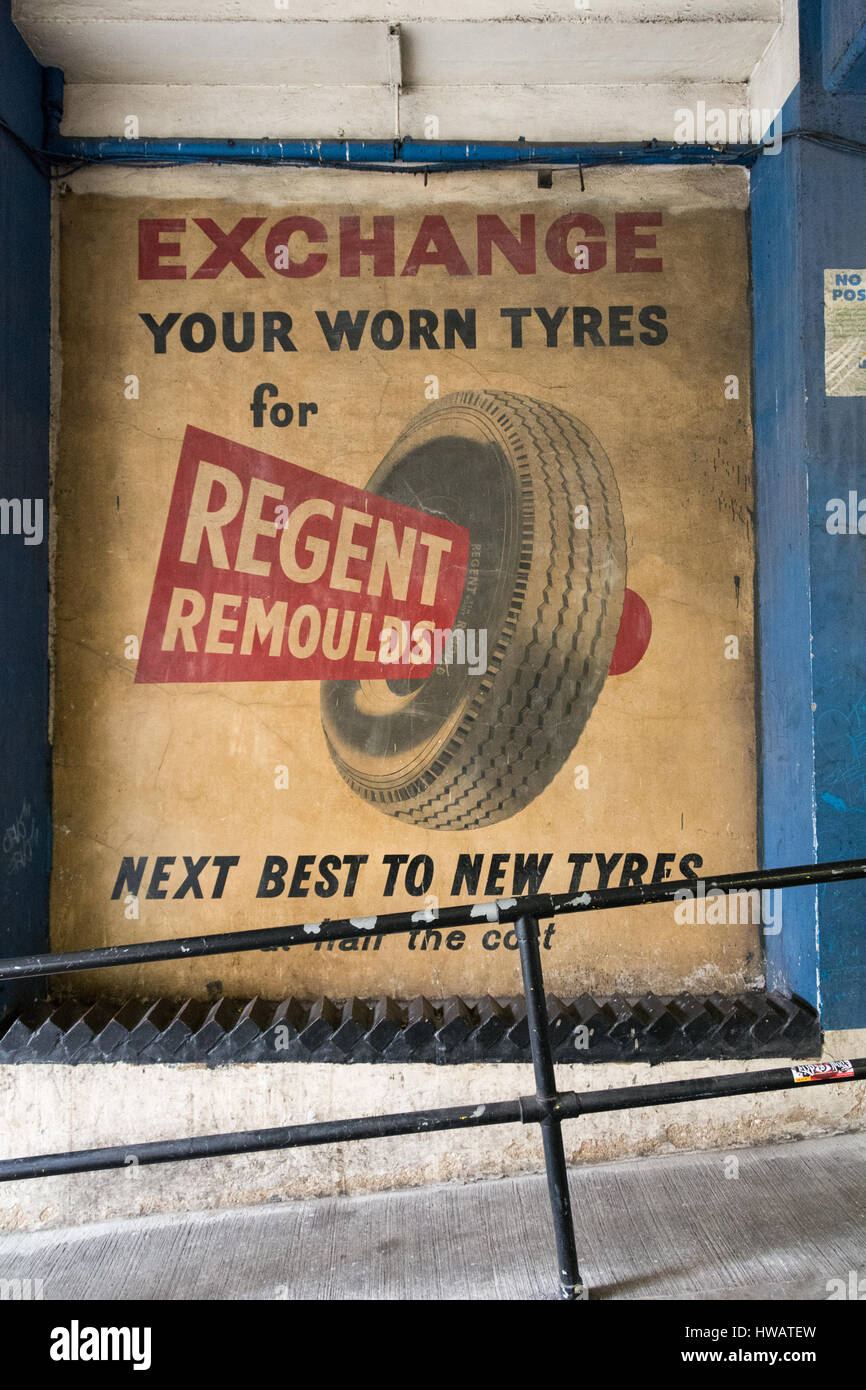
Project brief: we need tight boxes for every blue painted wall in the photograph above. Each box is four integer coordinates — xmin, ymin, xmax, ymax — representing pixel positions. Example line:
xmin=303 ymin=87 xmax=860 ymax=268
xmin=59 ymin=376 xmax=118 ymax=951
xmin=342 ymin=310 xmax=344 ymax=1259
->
xmin=753 ymin=0 xmax=866 ymax=1026
xmin=0 ymin=0 xmax=51 ymax=1017
xmin=822 ymin=0 xmax=866 ymax=92
xmin=751 ymin=128 xmax=819 ymax=1007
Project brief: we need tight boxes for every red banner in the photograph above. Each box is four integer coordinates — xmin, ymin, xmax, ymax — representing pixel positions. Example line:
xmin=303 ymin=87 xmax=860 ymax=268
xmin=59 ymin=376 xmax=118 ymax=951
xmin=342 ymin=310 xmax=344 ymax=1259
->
xmin=136 ymin=426 xmax=469 ymax=683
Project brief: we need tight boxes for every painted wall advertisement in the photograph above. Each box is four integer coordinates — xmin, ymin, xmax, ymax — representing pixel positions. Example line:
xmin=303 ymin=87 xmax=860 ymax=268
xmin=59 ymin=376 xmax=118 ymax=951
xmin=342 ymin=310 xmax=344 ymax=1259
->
xmin=53 ymin=169 xmax=758 ymax=1002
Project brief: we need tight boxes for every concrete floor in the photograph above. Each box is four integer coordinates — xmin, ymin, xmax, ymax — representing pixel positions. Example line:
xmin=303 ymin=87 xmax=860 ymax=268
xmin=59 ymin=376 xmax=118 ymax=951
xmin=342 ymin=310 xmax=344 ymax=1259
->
xmin=0 ymin=1130 xmax=864 ymax=1300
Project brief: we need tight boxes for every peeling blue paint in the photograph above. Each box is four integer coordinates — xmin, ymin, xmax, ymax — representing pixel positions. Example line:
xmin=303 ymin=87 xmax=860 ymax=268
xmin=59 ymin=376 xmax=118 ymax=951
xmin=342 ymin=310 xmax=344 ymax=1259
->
xmin=753 ymin=0 xmax=866 ymax=1027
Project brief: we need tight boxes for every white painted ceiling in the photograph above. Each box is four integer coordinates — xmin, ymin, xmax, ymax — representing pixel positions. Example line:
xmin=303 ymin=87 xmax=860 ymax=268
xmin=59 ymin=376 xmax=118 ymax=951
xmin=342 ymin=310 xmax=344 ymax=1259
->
xmin=13 ymin=0 xmax=798 ymax=143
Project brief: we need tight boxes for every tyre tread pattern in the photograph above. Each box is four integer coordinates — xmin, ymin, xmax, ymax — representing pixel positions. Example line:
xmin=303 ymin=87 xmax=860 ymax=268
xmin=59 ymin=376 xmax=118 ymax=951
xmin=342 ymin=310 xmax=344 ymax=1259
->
xmin=330 ymin=390 xmax=625 ymax=829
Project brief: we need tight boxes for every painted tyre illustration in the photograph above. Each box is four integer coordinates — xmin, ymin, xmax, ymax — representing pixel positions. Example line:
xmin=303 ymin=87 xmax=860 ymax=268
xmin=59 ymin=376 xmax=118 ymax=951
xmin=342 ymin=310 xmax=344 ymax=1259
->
xmin=320 ymin=389 xmax=627 ymax=830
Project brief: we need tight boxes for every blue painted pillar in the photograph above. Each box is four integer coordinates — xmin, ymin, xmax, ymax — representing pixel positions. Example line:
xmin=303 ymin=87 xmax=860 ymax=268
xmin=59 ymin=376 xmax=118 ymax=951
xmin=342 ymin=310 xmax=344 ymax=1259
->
xmin=0 ymin=2 xmax=51 ymax=1017
xmin=753 ymin=0 xmax=866 ymax=1027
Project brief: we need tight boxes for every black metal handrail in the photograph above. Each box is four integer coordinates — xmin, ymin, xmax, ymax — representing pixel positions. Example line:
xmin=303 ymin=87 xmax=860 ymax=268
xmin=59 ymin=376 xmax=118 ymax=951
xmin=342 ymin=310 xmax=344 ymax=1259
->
xmin=1 ymin=857 xmax=864 ymax=982
xmin=1 ymin=858 xmax=865 ymax=1300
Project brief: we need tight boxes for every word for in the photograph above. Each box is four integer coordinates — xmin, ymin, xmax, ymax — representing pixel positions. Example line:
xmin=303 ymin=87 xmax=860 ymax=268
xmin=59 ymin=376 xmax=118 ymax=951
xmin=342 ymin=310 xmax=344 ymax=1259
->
xmin=250 ymin=384 xmax=318 ymax=427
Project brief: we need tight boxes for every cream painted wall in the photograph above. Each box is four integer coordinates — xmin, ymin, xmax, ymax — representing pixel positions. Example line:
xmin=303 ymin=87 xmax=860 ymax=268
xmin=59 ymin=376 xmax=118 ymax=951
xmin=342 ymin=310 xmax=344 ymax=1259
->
xmin=2 ymin=1030 xmax=864 ymax=1230
xmin=13 ymin=0 xmax=798 ymax=144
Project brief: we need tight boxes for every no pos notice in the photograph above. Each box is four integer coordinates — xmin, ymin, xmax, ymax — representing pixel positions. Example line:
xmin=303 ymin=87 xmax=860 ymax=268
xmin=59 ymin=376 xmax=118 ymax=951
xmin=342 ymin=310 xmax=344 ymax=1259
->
xmin=825 ymin=269 xmax=866 ymax=396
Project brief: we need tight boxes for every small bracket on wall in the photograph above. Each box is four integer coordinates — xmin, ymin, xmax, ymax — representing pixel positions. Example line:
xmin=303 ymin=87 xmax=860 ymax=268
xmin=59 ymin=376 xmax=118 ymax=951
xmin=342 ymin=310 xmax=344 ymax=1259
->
xmin=387 ymin=23 xmax=402 ymax=141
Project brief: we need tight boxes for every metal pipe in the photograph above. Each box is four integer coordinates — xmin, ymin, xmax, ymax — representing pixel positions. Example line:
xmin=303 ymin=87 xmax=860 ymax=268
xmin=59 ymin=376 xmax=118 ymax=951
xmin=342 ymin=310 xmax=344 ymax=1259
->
xmin=48 ymin=138 xmax=397 ymax=165
xmin=564 ymin=1058 xmax=866 ymax=1115
xmin=2 ymin=1059 xmax=861 ymax=1185
xmin=0 ymin=1098 xmax=522 ymax=1182
xmin=44 ymin=137 xmax=757 ymax=170
xmin=516 ymin=915 xmax=583 ymax=1301
xmin=0 ymin=857 xmax=862 ymax=983
xmin=398 ymin=139 xmax=755 ymax=167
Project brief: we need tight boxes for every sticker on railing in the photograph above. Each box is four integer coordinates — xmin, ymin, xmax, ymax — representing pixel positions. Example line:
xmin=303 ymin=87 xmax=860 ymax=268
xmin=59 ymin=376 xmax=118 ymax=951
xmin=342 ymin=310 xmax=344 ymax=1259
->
xmin=791 ymin=1060 xmax=854 ymax=1083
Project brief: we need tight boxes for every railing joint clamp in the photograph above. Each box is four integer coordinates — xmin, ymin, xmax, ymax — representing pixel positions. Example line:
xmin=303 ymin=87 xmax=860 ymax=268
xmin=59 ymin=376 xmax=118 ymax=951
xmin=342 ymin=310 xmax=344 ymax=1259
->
xmin=519 ymin=1092 xmax=580 ymax=1124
